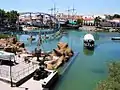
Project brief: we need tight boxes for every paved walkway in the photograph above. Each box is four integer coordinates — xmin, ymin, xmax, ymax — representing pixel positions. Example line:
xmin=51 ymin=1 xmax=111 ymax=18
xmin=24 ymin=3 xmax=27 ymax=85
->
xmin=0 ymin=55 xmax=48 ymax=90
xmin=0 ymin=55 xmax=38 ymax=83
xmin=0 ymin=79 xmax=46 ymax=90
xmin=79 ymin=26 xmax=96 ymax=31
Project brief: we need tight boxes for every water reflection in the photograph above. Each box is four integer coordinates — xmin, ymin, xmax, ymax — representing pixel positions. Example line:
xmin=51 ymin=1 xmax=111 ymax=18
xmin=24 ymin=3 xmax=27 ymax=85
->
xmin=83 ymin=48 xmax=94 ymax=56
xmin=91 ymin=68 xmax=105 ymax=74
xmin=93 ymin=32 xmax=100 ymax=40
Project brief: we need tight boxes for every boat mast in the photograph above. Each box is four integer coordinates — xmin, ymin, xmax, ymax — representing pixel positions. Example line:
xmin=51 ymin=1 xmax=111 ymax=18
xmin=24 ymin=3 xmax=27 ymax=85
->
xmin=53 ymin=3 xmax=57 ymax=18
xmin=71 ymin=5 xmax=76 ymax=24
xmin=48 ymin=3 xmax=57 ymax=30
xmin=49 ymin=8 xmax=53 ymax=16
xmin=48 ymin=8 xmax=53 ymax=30
xmin=66 ymin=7 xmax=71 ymax=20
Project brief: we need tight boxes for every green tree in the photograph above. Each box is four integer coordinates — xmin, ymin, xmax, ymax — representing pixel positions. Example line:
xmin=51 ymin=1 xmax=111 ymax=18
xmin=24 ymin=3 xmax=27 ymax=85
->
xmin=113 ymin=14 xmax=120 ymax=19
xmin=0 ymin=9 xmax=19 ymax=31
xmin=77 ymin=18 xmax=83 ymax=25
xmin=96 ymin=62 xmax=120 ymax=90
xmin=7 ymin=10 xmax=19 ymax=24
xmin=0 ymin=9 xmax=6 ymax=26
xmin=94 ymin=16 xmax=101 ymax=27
xmin=105 ymin=15 xmax=113 ymax=20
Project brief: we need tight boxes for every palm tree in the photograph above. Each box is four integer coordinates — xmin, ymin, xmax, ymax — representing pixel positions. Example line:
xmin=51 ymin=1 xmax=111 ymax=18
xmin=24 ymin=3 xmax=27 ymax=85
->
xmin=94 ymin=16 xmax=101 ymax=27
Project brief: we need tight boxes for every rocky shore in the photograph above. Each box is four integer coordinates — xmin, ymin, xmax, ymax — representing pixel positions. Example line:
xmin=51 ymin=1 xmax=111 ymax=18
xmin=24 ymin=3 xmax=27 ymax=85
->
xmin=79 ymin=26 xmax=120 ymax=32
xmin=0 ymin=36 xmax=74 ymax=70
xmin=0 ymin=37 xmax=27 ymax=54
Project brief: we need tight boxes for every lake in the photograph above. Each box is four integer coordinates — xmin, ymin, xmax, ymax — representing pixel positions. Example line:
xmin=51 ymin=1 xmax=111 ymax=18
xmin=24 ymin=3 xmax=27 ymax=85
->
xmin=19 ymin=30 xmax=120 ymax=90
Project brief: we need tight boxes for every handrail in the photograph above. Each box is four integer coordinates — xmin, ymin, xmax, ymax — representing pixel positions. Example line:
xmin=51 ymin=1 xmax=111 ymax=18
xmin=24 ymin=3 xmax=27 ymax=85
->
xmin=0 ymin=63 xmax=38 ymax=82
xmin=13 ymin=63 xmax=38 ymax=81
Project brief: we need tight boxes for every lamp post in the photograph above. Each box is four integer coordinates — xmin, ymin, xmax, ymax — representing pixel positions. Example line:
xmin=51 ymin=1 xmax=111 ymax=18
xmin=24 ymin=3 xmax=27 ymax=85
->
xmin=35 ymin=32 xmax=42 ymax=61
xmin=10 ymin=55 xmax=13 ymax=87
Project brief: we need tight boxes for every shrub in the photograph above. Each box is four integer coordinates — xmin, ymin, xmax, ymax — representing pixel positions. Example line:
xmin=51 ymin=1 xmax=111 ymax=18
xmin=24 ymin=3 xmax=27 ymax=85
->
xmin=96 ymin=62 xmax=120 ymax=90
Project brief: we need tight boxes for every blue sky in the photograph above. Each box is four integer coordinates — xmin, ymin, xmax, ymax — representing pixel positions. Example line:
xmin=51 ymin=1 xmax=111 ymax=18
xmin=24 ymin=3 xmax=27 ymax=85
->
xmin=0 ymin=0 xmax=120 ymax=15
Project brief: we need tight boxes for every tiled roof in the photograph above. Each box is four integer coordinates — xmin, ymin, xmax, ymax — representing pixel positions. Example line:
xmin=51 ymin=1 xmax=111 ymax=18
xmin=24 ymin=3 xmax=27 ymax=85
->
xmin=83 ymin=18 xmax=94 ymax=21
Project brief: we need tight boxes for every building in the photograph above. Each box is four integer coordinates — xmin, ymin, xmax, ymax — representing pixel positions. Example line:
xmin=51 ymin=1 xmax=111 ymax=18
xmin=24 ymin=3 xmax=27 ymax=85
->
xmin=56 ymin=13 xmax=83 ymax=21
xmin=107 ymin=18 xmax=120 ymax=27
xmin=82 ymin=15 xmax=95 ymax=25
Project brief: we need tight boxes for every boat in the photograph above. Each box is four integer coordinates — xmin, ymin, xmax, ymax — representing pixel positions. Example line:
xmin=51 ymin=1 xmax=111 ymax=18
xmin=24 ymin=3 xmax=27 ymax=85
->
xmin=83 ymin=34 xmax=95 ymax=49
xmin=27 ymin=37 xmax=36 ymax=41
xmin=41 ymin=70 xmax=58 ymax=89
xmin=27 ymin=35 xmax=36 ymax=41
xmin=62 ymin=24 xmax=80 ymax=29
xmin=59 ymin=20 xmax=81 ymax=29
xmin=21 ymin=25 xmax=31 ymax=31
xmin=111 ymin=37 xmax=120 ymax=40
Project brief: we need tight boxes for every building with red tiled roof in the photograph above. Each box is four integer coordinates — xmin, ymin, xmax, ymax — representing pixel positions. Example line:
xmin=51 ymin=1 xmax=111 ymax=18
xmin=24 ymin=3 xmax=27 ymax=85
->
xmin=82 ymin=16 xmax=95 ymax=25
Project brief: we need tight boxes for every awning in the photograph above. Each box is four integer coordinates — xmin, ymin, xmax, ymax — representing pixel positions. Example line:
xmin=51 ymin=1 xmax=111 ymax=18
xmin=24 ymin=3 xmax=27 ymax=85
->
xmin=84 ymin=34 xmax=95 ymax=41
xmin=0 ymin=51 xmax=15 ymax=61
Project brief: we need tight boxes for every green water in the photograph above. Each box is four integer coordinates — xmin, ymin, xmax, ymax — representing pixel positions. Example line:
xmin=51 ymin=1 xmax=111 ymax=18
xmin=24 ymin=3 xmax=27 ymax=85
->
xmin=19 ymin=30 xmax=120 ymax=90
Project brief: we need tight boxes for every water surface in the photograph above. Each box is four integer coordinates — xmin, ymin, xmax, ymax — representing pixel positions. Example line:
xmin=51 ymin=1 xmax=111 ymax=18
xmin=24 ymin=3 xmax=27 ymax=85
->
xmin=19 ymin=30 xmax=120 ymax=90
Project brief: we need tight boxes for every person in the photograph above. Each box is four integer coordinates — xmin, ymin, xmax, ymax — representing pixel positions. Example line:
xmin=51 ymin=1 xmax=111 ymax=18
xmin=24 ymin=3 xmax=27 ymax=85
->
xmin=35 ymin=48 xmax=41 ymax=61
xmin=24 ymin=57 xmax=30 ymax=63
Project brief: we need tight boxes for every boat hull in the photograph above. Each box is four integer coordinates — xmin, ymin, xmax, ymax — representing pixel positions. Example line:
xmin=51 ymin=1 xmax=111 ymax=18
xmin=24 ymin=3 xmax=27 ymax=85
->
xmin=111 ymin=37 xmax=120 ymax=40
xmin=84 ymin=40 xmax=94 ymax=50
xmin=83 ymin=34 xmax=95 ymax=50
xmin=84 ymin=43 xmax=94 ymax=49
xmin=42 ymin=70 xmax=59 ymax=89
xmin=60 ymin=24 xmax=81 ymax=29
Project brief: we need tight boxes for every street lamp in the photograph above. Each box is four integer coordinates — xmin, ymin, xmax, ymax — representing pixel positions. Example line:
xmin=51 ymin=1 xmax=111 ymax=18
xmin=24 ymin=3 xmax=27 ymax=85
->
xmin=35 ymin=32 xmax=42 ymax=61
xmin=9 ymin=55 xmax=13 ymax=87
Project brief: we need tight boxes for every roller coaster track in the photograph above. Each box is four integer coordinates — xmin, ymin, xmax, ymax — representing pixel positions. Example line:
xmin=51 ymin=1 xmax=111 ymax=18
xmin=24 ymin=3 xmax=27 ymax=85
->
xmin=1 ymin=12 xmax=61 ymax=36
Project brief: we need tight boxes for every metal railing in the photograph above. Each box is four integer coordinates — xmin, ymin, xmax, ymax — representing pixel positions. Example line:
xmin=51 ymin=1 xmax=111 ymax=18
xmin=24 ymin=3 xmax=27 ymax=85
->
xmin=0 ymin=68 xmax=9 ymax=78
xmin=0 ymin=63 xmax=38 ymax=82
xmin=12 ymin=63 xmax=38 ymax=81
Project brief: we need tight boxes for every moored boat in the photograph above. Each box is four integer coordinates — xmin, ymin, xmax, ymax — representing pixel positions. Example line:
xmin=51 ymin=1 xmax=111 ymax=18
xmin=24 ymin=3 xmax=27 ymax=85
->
xmin=27 ymin=37 xmax=36 ymax=41
xmin=111 ymin=37 xmax=120 ymax=40
xmin=60 ymin=20 xmax=81 ymax=29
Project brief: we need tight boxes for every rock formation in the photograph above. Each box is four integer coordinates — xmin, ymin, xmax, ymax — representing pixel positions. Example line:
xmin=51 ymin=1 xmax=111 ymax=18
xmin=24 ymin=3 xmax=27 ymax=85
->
xmin=45 ymin=42 xmax=74 ymax=70
xmin=1 ymin=37 xmax=26 ymax=54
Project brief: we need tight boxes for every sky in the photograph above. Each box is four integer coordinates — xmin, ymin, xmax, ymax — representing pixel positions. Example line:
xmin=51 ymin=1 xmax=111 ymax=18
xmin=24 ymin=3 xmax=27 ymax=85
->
xmin=0 ymin=0 xmax=120 ymax=15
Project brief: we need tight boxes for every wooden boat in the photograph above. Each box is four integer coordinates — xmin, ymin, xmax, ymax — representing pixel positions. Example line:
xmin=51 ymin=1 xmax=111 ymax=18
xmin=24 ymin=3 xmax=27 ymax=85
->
xmin=27 ymin=37 xmax=36 ymax=41
xmin=60 ymin=20 xmax=81 ymax=29
xmin=61 ymin=23 xmax=80 ymax=29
